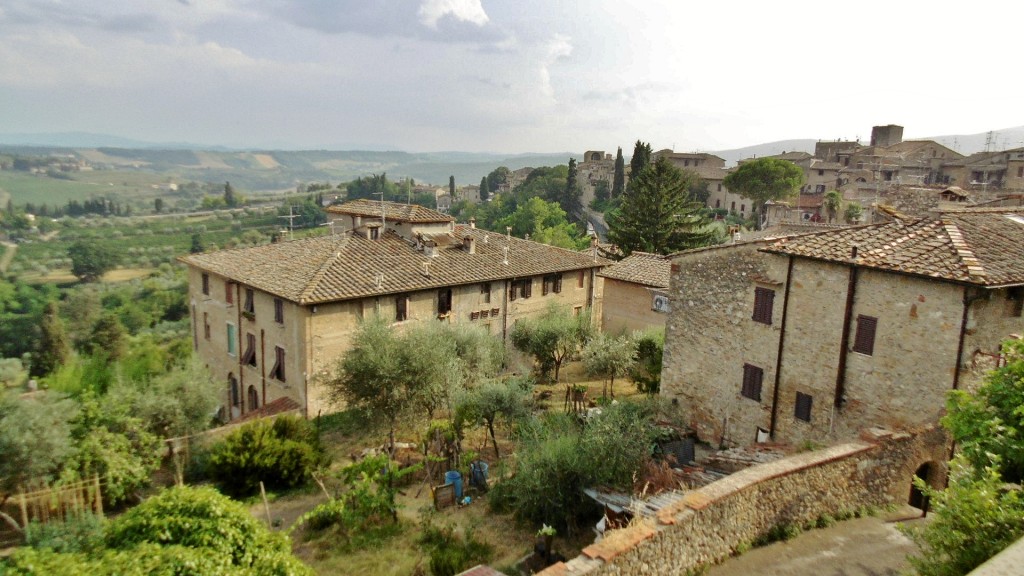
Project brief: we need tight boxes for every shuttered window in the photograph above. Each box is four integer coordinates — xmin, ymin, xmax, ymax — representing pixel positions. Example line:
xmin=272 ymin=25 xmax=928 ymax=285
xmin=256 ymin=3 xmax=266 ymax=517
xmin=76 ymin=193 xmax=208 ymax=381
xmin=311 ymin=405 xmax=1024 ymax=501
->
xmin=795 ymin=392 xmax=813 ymax=422
xmin=752 ymin=287 xmax=774 ymax=325
xmin=521 ymin=278 xmax=532 ymax=299
xmin=852 ymin=315 xmax=878 ymax=355
xmin=741 ymin=364 xmax=763 ymax=401
xmin=274 ymin=298 xmax=284 ymax=323
xmin=241 ymin=333 xmax=257 ymax=367
xmin=270 ymin=346 xmax=285 ymax=382
xmin=202 ymin=273 xmax=210 ymax=295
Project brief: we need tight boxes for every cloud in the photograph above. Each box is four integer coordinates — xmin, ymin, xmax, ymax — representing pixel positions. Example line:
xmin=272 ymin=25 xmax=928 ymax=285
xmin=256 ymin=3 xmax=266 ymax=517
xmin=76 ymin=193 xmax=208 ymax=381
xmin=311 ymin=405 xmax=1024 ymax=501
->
xmin=417 ymin=0 xmax=489 ymax=29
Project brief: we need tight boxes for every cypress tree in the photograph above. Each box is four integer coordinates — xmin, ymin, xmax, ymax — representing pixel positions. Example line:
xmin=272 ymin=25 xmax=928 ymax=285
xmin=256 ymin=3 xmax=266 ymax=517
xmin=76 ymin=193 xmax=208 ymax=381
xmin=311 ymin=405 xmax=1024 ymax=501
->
xmin=612 ymin=147 xmax=625 ymax=198
xmin=33 ymin=302 xmax=70 ymax=377
xmin=480 ymin=176 xmax=489 ymax=201
xmin=627 ymin=140 xmax=653 ymax=193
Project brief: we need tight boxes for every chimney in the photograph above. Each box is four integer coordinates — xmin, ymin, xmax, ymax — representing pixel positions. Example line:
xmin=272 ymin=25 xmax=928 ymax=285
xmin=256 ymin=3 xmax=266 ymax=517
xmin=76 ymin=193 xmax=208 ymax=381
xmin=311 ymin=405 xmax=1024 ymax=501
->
xmin=469 ymin=217 xmax=476 ymax=229
xmin=422 ymin=261 xmax=431 ymax=277
xmin=502 ymin=246 xmax=509 ymax=265
xmin=464 ymin=236 xmax=476 ymax=254
xmin=424 ymin=240 xmax=438 ymax=258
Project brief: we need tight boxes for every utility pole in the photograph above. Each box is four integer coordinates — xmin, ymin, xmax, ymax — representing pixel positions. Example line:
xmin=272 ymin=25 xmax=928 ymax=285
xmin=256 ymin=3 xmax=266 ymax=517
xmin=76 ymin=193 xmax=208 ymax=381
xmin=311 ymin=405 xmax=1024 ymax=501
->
xmin=278 ymin=205 xmax=298 ymax=241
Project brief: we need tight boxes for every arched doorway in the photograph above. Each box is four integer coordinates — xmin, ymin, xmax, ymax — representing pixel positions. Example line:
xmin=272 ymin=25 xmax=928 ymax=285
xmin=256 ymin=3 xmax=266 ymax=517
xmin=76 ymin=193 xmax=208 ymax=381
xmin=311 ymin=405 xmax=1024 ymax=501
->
xmin=909 ymin=462 xmax=932 ymax=515
xmin=228 ymin=373 xmax=240 ymax=419
xmin=247 ymin=385 xmax=260 ymax=412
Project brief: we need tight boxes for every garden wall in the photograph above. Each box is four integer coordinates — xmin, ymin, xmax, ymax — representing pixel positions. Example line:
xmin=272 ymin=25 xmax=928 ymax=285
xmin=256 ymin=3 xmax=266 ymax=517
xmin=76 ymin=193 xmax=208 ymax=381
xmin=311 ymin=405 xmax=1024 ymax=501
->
xmin=539 ymin=426 xmax=947 ymax=576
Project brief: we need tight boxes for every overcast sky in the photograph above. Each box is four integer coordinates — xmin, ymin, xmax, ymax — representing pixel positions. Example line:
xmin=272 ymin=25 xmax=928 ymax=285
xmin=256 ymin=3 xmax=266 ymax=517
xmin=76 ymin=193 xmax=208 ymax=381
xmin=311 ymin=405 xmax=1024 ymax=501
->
xmin=1 ymin=1 xmax=1020 ymax=153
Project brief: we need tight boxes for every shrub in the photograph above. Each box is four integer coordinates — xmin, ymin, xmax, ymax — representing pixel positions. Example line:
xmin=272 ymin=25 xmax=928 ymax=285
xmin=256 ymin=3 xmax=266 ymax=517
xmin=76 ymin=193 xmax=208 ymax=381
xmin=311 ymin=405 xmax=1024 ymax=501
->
xmin=24 ymin=512 xmax=106 ymax=554
xmin=418 ymin=515 xmax=493 ymax=576
xmin=207 ymin=415 xmax=327 ymax=497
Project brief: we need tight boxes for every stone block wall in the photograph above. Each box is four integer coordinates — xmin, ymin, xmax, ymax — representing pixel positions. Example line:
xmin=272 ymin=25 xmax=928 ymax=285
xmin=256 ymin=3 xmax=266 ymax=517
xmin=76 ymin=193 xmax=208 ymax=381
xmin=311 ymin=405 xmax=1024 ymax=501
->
xmin=538 ymin=426 xmax=947 ymax=576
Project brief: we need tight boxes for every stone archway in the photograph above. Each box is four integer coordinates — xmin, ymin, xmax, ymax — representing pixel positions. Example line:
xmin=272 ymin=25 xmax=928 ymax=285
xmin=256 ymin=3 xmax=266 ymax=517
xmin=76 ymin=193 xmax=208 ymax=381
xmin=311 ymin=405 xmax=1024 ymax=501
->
xmin=909 ymin=461 xmax=939 ymax=515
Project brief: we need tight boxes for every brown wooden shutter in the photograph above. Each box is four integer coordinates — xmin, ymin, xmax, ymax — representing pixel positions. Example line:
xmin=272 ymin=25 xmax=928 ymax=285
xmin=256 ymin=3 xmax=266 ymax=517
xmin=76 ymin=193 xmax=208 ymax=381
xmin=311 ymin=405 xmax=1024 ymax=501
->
xmin=741 ymin=364 xmax=763 ymax=401
xmin=795 ymin=392 xmax=813 ymax=421
xmin=852 ymin=315 xmax=878 ymax=355
xmin=753 ymin=287 xmax=774 ymax=324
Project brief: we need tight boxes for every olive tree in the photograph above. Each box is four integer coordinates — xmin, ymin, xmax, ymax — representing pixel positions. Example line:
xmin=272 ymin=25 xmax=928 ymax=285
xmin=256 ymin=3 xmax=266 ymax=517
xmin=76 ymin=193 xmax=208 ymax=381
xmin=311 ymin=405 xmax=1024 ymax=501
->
xmin=511 ymin=303 xmax=594 ymax=382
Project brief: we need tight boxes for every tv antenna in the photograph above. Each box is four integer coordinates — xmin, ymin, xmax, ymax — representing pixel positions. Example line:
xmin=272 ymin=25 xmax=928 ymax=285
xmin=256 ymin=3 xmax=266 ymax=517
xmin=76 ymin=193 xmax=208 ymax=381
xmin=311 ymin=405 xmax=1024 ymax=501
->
xmin=278 ymin=205 xmax=298 ymax=240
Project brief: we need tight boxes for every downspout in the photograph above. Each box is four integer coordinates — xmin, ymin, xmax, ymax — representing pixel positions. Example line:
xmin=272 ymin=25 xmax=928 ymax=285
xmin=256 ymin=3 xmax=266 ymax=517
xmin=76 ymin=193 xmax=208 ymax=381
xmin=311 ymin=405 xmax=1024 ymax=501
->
xmin=769 ymin=255 xmax=795 ymax=440
xmin=236 ymin=282 xmax=244 ymax=415
xmin=305 ymin=304 xmax=313 ymax=419
xmin=260 ymin=328 xmax=267 ymax=407
xmin=952 ymin=286 xmax=985 ymax=391
xmin=834 ymin=249 xmax=860 ymax=409
xmin=502 ymin=279 xmax=509 ymax=341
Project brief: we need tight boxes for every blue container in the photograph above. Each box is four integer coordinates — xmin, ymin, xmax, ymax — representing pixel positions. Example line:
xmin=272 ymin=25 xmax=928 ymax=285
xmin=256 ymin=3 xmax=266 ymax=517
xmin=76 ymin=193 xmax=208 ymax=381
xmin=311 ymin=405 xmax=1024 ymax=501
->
xmin=445 ymin=470 xmax=463 ymax=499
xmin=471 ymin=461 xmax=489 ymax=488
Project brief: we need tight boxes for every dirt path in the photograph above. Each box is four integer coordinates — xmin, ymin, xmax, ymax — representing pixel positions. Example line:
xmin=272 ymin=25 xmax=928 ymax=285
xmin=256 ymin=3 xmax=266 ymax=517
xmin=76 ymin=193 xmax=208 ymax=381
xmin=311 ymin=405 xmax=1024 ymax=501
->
xmin=706 ymin=509 xmax=928 ymax=576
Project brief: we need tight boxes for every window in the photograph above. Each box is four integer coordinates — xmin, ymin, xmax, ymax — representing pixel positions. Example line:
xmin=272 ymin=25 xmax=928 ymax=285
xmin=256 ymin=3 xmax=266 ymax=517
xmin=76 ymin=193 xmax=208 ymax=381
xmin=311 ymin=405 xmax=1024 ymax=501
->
xmin=543 ymin=274 xmax=562 ymax=295
xmin=752 ymin=287 xmax=774 ymax=325
xmin=852 ymin=315 xmax=878 ymax=355
xmin=438 ymin=288 xmax=452 ymax=315
xmin=228 ymin=374 xmax=240 ymax=407
xmin=553 ymin=274 xmax=562 ymax=294
xmin=274 ymin=298 xmax=284 ymax=323
xmin=795 ymin=392 xmax=813 ymax=422
xmin=226 ymin=323 xmax=237 ymax=356
xmin=396 ymin=295 xmax=408 ymax=321
xmin=202 ymin=273 xmax=210 ymax=295
xmin=241 ymin=333 xmax=257 ymax=367
xmin=818 ymin=169 xmax=825 ymax=176
xmin=509 ymin=281 xmax=517 ymax=301
xmin=1007 ymin=288 xmax=1024 ymax=317
xmin=520 ymin=278 xmax=532 ymax=299
xmin=741 ymin=364 xmax=763 ymax=401
xmin=480 ymin=283 xmax=491 ymax=304
xmin=717 ymin=184 xmax=722 ymax=192
xmin=243 ymin=288 xmax=255 ymax=316
xmin=577 ymin=270 xmax=585 ymax=288
xmin=247 ymin=386 xmax=259 ymax=411
xmin=1018 ymin=166 xmax=1023 ymax=178
xmin=225 ymin=282 xmax=234 ymax=304
xmin=203 ymin=312 xmax=211 ymax=340
xmin=270 ymin=346 xmax=286 ymax=382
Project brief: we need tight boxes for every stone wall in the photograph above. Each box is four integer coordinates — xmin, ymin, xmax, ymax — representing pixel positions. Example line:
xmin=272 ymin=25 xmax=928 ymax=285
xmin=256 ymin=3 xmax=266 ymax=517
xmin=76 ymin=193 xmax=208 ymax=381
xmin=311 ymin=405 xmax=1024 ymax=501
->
xmin=539 ymin=427 xmax=947 ymax=576
xmin=601 ymin=278 xmax=666 ymax=334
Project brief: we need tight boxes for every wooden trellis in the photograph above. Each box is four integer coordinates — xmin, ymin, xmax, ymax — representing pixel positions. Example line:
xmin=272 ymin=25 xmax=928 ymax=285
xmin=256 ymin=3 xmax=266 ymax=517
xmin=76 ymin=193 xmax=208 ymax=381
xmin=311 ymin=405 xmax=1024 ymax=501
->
xmin=0 ymin=475 xmax=103 ymax=544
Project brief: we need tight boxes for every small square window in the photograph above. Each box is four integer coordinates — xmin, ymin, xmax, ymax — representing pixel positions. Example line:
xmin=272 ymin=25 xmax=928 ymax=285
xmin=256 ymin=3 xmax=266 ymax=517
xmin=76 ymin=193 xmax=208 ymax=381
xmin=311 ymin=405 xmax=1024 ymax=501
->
xmin=202 ymin=273 xmax=210 ymax=295
xmin=752 ymin=287 xmax=774 ymax=325
xmin=795 ymin=392 xmax=813 ymax=422
xmin=1007 ymin=288 xmax=1023 ymax=317
xmin=852 ymin=315 xmax=877 ymax=355
xmin=274 ymin=298 xmax=284 ymax=323
xmin=741 ymin=364 xmax=763 ymax=401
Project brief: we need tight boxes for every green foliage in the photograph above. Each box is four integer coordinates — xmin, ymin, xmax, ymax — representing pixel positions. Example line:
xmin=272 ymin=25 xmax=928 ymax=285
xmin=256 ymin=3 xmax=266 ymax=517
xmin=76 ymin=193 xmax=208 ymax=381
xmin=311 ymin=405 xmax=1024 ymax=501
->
xmin=103 ymin=485 xmax=312 ymax=575
xmin=454 ymin=378 xmax=532 ymax=459
xmin=207 ymin=415 xmax=327 ymax=498
xmin=486 ymin=166 xmax=509 ymax=194
xmin=0 ymin=394 xmax=76 ymax=499
xmin=108 ymin=358 xmax=221 ymax=439
xmin=753 ymin=522 xmax=801 ymax=546
xmin=63 ymin=392 xmax=162 ymax=505
xmin=721 ymin=158 xmax=803 ymax=226
xmin=612 ymin=147 xmax=625 ymax=198
xmin=843 ymin=201 xmax=863 ymax=224
xmin=631 ymin=329 xmax=664 ymax=394
xmin=223 ymin=181 xmax=240 ymax=207
xmin=582 ymin=332 xmax=637 ymax=397
xmin=24 ymin=512 xmax=106 ymax=553
xmin=68 ymin=240 xmax=121 ymax=282
xmin=607 ymin=156 xmax=716 ymax=257
xmin=499 ymin=196 xmax=588 ymax=250
xmin=489 ymin=401 xmax=659 ymax=534
xmin=418 ymin=515 xmax=493 ymax=576
xmin=627 ymin=140 xmax=653 ymax=189
xmin=85 ymin=313 xmax=128 ymax=361
xmin=902 ymin=459 xmax=1024 ymax=576
xmin=822 ymin=190 xmax=842 ymax=223
xmin=293 ymin=455 xmax=416 ymax=550
xmin=510 ymin=303 xmax=594 ymax=382
xmin=944 ymin=339 xmax=1024 ymax=484
xmin=32 ymin=301 xmax=69 ymax=377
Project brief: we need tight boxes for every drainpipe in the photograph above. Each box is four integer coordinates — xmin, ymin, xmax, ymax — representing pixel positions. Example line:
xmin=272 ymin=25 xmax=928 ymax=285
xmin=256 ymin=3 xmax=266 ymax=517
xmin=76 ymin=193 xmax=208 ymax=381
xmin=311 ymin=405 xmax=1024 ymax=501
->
xmin=952 ymin=286 xmax=986 ymax=391
xmin=769 ymin=256 xmax=795 ymax=439
xmin=502 ymin=279 xmax=510 ymax=341
xmin=260 ymin=328 xmax=267 ymax=407
xmin=236 ymin=282 xmax=244 ymax=415
xmin=834 ymin=248 xmax=860 ymax=409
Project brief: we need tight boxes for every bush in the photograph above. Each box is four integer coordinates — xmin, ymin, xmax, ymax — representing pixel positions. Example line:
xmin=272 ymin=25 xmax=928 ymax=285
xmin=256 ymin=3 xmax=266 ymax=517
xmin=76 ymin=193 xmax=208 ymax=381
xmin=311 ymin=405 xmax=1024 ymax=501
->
xmin=24 ymin=512 xmax=106 ymax=554
xmin=418 ymin=516 xmax=493 ymax=576
xmin=207 ymin=415 xmax=327 ymax=497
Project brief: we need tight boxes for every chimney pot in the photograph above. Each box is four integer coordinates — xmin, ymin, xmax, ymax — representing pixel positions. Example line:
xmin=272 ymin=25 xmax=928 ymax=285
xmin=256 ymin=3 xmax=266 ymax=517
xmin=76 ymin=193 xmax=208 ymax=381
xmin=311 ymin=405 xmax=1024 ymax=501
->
xmin=464 ymin=236 xmax=476 ymax=255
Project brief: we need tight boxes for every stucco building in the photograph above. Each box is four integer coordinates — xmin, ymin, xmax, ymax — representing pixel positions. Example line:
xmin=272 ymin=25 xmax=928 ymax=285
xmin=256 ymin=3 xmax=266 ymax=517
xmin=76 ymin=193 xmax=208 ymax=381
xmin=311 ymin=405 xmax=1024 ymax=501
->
xmin=182 ymin=200 xmax=607 ymax=420
xmin=661 ymin=209 xmax=1024 ymax=448
xmin=598 ymin=252 xmax=670 ymax=334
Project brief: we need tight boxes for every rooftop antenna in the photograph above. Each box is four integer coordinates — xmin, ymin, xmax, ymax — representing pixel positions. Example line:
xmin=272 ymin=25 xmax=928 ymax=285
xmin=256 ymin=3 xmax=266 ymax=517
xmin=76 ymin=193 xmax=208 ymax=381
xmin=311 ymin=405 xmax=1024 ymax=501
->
xmin=278 ymin=205 xmax=298 ymax=240
xmin=318 ymin=220 xmax=338 ymax=235
xmin=375 ymin=273 xmax=384 ymax=289
xmin=502 ymin=246 xmax=509 ymax=265
xmin=374 ymin=191 xmax=386 ymax=231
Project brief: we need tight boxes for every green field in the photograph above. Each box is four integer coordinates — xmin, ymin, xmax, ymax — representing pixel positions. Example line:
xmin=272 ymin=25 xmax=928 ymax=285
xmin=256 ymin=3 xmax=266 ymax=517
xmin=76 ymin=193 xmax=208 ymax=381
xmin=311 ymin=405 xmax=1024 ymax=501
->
xmin=0 ymin=170 xmax=171 ymax=209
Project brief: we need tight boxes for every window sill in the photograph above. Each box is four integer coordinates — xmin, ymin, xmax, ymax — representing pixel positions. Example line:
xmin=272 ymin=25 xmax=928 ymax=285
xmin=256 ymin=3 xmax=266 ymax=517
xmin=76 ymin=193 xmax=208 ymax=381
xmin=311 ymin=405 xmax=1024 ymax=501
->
xmin=241 ymin=311 xmax=255 ymax=321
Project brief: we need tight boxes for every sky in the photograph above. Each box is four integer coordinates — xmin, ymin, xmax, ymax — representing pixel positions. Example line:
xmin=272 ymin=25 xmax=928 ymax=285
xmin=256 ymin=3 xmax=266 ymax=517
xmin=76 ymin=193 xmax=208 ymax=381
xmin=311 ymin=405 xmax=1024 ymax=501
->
xmin=1 ymin=0 xmax=1021 ymax=154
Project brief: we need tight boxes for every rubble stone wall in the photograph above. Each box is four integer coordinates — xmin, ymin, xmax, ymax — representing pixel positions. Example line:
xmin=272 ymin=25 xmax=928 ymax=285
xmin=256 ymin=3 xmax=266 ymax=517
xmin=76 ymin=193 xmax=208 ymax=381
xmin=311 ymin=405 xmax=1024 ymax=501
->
xmin=539 ymin=427 xmax=947 ymax=576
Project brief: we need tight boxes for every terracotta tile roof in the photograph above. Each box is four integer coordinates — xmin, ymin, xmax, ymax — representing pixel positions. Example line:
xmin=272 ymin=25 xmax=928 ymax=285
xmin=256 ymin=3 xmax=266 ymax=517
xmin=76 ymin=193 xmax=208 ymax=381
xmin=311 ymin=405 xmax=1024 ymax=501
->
xmin=233 ymin=397 xmax=301 ymax=423
xmin=456 ymin=566 xmax=507 ymax=576
xmin=325 ymin=199 xmax=454 ymax=223
xmin=762 ymin=209 xmax=1024 ymax=286
xmin=181 ymin=226 xmax=609 ymax=305
xmin=598 ymin=252 xmax=670 ymax=289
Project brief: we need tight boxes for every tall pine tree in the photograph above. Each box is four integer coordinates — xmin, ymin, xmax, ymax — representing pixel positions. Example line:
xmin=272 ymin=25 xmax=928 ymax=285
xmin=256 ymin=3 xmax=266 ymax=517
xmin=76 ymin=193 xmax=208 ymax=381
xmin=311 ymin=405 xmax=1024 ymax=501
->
xmin=449 ymin=175 xmax=456 ymax=198
xmin=627 ymin=141 xmax=652 ymax=193
xmin=612 ymin=147 xmax=625 ymax=198
xmin=608 ymin=156 xmax=716 ymax=257
xmin=480 ymin=176 xmax=489 ymax=201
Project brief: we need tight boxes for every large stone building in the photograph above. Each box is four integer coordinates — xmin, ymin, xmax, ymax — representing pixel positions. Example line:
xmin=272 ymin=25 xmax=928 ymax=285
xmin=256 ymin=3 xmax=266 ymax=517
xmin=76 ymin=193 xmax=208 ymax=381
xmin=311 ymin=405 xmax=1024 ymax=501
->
xmin=182 ymin=200 xmax=607 ymax=420
xmin=661 ymin=208 xmax=1024 ymax=448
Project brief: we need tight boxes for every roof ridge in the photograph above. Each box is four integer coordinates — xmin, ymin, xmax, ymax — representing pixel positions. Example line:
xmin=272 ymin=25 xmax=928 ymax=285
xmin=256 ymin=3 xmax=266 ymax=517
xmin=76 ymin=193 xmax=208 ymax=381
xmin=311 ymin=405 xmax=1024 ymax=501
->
xmin=297 ymin=235 xmax=350 ymax=303
xmin=941 ymin=220 xmax=987 ymax=281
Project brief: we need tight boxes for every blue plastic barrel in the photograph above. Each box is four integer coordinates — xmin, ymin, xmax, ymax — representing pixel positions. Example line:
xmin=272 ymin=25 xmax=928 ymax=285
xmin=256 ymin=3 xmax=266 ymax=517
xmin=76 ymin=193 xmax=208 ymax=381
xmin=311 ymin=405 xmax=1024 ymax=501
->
xmin=471 ymin=461 xmax=489 ymax=487
xmin=445 ymin=470 xmax=463 ymax=499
